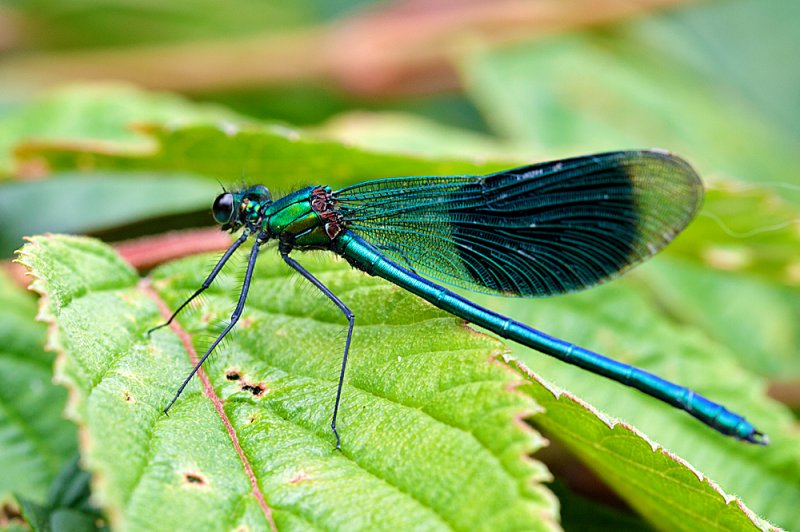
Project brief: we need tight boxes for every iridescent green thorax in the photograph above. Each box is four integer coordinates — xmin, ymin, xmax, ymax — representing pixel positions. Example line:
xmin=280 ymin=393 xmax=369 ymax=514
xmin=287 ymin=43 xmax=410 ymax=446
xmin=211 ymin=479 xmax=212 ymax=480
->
xmin=264 ymin=186 xmax=343 ymax=249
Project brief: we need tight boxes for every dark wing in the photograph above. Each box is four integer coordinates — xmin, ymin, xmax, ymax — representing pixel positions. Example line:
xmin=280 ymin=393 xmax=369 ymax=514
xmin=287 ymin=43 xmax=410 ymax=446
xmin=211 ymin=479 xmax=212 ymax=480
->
xmin=332 ymin=150 xmax=703 ymax=297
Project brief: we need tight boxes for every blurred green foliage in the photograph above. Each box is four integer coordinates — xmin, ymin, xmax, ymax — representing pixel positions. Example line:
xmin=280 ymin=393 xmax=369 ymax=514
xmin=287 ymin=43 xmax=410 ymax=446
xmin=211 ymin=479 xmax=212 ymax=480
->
xmin=1 ymin=0 xmax=798 ymax=530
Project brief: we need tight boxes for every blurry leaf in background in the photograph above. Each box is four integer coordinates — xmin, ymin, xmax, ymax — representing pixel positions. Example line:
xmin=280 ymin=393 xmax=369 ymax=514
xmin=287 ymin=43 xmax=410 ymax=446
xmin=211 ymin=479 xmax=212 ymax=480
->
xmin=642 ymin=259 xmax=800 ymax=379
xmin=3 ymin=0 xmax=321 ymax=50
xmin=0 ymin=269 xmax=76 ymax=505
xmin=15 ymin=121 xmax=505 ymax=183
xmin=208 ymin=86 xmax=490 ymax=135
xmin=461 ymin=1 xmax=800 ymax=208
xmin=643 ymin=185 xmax=800 ymax=378
xmin=315 ymin=111 xmax=527 ymax=160
xmin=549 ymin=480 xmax=651 ymax=532
xmin=0 ymin=83 xmax=248 ymax=176
xmin=0 ymin=0 xmax=696 ymax=97
xmin=0 ymin=172 xmax=219 ymax=258
xmin=636 ymin=0 xmax=800 ymax=144
xmin=15 ymin=453 xmax=107 ymax=532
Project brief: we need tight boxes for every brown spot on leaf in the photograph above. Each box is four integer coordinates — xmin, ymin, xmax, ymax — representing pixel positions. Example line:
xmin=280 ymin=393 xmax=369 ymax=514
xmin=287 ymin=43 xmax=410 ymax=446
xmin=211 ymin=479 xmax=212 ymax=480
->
xmin=183 ymin=472 xmax=207 ymax=486
xmin=1 ymin=502 xmax=23 ymax=524
xmin=225 ymin=369 xmax=267 ymax=396
xmin=123 ymin=391 xmax=135 ymax=403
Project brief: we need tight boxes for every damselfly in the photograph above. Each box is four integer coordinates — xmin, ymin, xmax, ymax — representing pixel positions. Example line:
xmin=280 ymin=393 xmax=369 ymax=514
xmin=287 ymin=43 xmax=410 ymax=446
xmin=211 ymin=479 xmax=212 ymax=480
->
xmin=150 ymin=150 xmax=766 ymax=446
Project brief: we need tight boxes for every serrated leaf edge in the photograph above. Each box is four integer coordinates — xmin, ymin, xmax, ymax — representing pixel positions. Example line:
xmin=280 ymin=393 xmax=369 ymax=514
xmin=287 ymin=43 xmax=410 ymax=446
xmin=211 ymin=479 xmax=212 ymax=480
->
xmin=509 ymin=358 xmax=778 ymax=531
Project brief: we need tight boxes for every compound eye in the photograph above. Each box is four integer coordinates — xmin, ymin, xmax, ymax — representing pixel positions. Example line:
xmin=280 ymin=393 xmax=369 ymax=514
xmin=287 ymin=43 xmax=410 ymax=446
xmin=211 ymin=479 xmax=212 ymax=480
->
xmin=212 ymin=192 xmax=234 ymax=224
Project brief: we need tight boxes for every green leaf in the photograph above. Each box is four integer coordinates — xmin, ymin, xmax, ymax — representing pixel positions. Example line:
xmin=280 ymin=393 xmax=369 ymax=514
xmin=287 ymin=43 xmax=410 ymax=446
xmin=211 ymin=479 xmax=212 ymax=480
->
xmin=517 ymin=369 xmax=772 ymax=531
xmin=17 ymin=121 xmax=507 ymax=188
xmin=548 ymin=481 xmax=650 ymax=532
xmin=315 ymin=111 xmax=527 ymax=161
xmin=0 ymin=172 xmax=219 ymax=258
xmin=18 ymin=234 xmax=554 ymax=531
xmin=45 ymin=454 xmax=93 ymax=513
xmin=15 ymin=453 xmax=107 ymax=532
xmin=0 ymin=84 xmax=247 ymax=177
xmin=0 ymin=268 xmax=77 ymax=505
xmin=5 ymin=1 xmax=318 ymax=49
xmin=16 ymin=496 xmax=50 ymax=532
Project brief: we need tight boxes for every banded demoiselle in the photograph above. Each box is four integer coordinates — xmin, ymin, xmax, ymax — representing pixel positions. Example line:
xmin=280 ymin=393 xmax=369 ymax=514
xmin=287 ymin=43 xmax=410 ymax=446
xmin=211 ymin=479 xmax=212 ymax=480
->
xmin=150 ymin=150 xmax=766 ymax=446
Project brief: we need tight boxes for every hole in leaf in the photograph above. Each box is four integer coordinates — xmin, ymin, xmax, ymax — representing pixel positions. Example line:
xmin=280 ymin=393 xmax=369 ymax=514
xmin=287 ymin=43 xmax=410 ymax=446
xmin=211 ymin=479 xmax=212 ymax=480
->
xmin=226 ymin=370 xmax=241 ymax=381
xmin=242 ymin=383 xmax=266 ymax=396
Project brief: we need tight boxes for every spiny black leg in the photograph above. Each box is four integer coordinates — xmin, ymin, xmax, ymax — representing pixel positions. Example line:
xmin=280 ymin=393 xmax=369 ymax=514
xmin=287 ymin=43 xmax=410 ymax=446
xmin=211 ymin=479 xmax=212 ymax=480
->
xmin=164 ymin=236 xmax=262 ymax=414
xmin=281 ymin=250 xmax=354 ymax=450
xmin=148 ymin=232 xmax=249 ymax=335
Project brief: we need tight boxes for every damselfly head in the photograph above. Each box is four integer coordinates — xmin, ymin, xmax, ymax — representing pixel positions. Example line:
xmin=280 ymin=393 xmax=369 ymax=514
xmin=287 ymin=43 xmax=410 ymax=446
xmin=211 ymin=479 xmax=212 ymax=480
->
xmin=213 ymin=185 xmax=272 ymax=232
